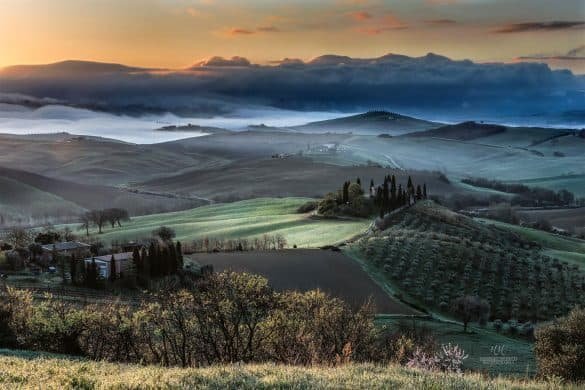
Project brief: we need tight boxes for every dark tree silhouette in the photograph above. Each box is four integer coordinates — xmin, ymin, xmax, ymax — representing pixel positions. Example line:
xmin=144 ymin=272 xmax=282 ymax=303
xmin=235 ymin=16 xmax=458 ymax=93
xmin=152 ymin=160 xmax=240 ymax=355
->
xmin=109 ymin=255 xmax=117 ymax=282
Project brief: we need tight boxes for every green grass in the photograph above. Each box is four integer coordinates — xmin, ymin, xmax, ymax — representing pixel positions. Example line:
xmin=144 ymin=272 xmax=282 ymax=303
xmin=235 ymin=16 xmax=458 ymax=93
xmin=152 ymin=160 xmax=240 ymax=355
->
xmin=478 ymin=219 xmax=585 ymax=256
xmin=70 ymin=198 xmax=370 ymax=248
xmin=0 ymin=349 xmax=576 ymax=389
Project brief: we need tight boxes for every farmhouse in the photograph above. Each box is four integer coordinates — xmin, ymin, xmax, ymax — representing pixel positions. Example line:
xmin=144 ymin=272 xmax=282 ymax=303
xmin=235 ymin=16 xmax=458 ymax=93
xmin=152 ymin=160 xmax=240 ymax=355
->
xmin=40 ymin=241 xmax=91 ymax=263
xmin=84 ymin=252 xmax=133 ymax=279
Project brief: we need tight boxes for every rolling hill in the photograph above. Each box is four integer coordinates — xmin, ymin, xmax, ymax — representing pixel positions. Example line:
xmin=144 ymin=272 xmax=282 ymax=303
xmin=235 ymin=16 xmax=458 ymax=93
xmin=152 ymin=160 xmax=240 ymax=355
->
xmin=348 ymin=201 xmax=585 ymax=324
xmin=291 ymin=111 xmax=439 ymax=135
xmin=0 ymin=166 xmax=204 ymax=226
xmin=57 ymin=198 xmax=371 ymax=248
xmin=403 ymin=121 xmax=507 ymax=141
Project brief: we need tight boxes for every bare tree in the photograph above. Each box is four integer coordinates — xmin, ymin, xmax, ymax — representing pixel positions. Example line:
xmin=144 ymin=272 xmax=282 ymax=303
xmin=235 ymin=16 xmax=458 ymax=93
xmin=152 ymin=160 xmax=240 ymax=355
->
xmin=6 ymin=227 xmax=32 ymax=249
xmin=451 ymin=295 xmax=490 ymax=332
xmin=79 ymin=212 xmax=92 ymax=237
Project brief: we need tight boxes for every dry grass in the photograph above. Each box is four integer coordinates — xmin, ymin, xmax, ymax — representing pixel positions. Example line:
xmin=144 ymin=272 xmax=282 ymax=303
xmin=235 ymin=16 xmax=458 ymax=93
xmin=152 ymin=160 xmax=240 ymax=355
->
xmin=0 ymin=350 xmax=578 ymax=389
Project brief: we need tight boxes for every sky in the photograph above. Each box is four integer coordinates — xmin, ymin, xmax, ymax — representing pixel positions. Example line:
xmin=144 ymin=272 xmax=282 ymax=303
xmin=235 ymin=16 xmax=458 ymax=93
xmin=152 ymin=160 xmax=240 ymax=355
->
xmin=0 ymin=0 xmax=584 ymax=73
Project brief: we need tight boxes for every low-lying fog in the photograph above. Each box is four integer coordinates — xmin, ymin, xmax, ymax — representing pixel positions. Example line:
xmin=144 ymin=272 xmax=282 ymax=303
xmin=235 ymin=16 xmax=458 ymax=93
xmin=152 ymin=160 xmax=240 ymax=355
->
xmin=0 ymin=104 xmax=344 ymax=144
xmin=0 ymin=103 xmax=581 ymax=144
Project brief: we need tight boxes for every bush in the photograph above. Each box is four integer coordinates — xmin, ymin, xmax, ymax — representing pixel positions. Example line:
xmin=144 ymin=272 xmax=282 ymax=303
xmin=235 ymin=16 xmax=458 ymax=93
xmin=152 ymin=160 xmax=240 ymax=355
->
xmin=493 ymin=319 xmax=502 ymax=333
xmin=407 ymin=343 xmax=467 ymax=373
xmin=0 ymin=272 xmax=383 ymax=367
xmin=534 ymin=307 xmax=585 ymax=381
xmin=297 ymin=201 xmax=317 ymax=213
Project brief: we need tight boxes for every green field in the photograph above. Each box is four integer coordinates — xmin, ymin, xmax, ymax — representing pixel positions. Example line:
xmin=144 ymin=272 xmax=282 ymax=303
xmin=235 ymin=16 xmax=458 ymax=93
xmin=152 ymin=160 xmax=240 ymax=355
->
xmin=70 ymin=198 xmax=370 ymax=248
xmin=0 ymin=349 xmax=575 ymax=390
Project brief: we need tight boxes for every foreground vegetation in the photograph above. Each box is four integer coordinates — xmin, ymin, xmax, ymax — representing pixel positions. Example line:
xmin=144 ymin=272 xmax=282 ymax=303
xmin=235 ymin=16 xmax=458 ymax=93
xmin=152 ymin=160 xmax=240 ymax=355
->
xmin=0 ymin=351 xmax=577 ymax=390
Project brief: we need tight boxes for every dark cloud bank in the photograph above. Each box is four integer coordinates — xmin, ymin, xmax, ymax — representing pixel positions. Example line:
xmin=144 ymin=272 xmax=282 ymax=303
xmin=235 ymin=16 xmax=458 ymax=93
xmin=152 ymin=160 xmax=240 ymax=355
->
xmin=0 ymin=53 xmax=583 ymax=126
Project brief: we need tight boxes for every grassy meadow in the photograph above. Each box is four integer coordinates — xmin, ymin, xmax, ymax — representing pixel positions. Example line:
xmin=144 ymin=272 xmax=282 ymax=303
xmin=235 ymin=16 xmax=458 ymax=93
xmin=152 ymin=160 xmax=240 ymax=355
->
xmin=68 ymin=198 xmax=370 ymax=248
xmin=0 ymin=349 xmax=575 ymax=390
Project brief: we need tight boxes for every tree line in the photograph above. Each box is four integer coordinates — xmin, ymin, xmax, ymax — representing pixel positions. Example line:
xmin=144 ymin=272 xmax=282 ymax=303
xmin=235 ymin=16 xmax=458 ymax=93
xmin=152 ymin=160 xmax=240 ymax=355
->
xmin=372 ymin=175 xmax=427 ymax=218
xmin=317 ymin=175 xmax=427 ymax=218
xmin=461 ymin=177 xmax=583 ymax=207
xmin=79 ymin=208 xmax=130 ymax=235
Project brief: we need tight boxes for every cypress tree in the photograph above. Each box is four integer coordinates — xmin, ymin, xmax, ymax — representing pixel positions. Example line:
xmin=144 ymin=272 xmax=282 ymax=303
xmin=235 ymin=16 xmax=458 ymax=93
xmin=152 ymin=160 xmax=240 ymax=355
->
xmin=176 ymin=241 xmax=184 ymax=273
xmin=390 ymin=175 xmax=397 ymax=210
xmin=140 ymin=247 xmax=149 ymax=281
xmin=343 ymin=181 xmax=350 ymax=203
xmin=148 ymin=242 xmax=157 ymax=278
xmin=86 ymin=258 xmax=98 ymax=289
xmin=168 ymin=243 xmax=177 ymax=275
xmin=397 ymin=184 xmax=404 ymax=206
xmin=416 ymin=185 xmax=423 ymax=200
xmin=382 ymin=178 xmax=389 ymax=212
xmin=109 ymin=255 xmax=116 ymax=282
xmin=69 ymin=255 xmax=76 ymax=285
xmin=132 ymin=247 xmax=142 ymax=275
xmin=423 ymin=184 xmax=428 ymax=199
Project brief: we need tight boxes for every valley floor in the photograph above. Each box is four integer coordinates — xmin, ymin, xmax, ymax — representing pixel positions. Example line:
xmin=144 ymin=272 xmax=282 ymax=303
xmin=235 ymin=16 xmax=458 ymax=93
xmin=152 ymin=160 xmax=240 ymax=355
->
xmin=0 ymin=349 xmax=574 ymax=390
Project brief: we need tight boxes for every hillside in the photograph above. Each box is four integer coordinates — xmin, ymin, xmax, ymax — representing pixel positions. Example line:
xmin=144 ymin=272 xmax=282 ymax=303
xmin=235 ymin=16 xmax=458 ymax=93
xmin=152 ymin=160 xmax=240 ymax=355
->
xmin=0 ymin=350 xmax=575 ymax=390
xmin=348 ymin=201 xmax=585 ymax=322
xmin=139 ymin=157 xmax=460 ymax=202
xmin=0 ymin=133 xmax=215 ymax=186
xmin=58 ymin=198 xmax=371 ymax=248
xmin=404 ymin=121 xmax=507 ymax=141
xmin=291 ymin=111 xmax=439 ymax=135
xmin=0 ymin=166 xmax=204 ymax=225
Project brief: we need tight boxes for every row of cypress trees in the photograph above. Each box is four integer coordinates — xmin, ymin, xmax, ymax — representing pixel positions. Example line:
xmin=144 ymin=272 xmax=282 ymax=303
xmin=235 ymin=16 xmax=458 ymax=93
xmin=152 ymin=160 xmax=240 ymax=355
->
xmin=371 ymin=175 xmax=427 ymax=218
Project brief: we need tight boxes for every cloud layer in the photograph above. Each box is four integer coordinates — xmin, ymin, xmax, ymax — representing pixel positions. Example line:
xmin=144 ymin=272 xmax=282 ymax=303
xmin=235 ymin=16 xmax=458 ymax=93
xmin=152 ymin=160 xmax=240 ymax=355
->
xmin=0 ymin=53 xmax=583 ymax=125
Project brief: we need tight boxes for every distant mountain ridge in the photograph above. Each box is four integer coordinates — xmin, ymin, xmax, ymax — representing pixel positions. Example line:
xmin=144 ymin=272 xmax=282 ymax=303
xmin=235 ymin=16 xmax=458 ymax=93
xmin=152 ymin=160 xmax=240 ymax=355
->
xmin=0 ymin=60 xmax=151 ymax=78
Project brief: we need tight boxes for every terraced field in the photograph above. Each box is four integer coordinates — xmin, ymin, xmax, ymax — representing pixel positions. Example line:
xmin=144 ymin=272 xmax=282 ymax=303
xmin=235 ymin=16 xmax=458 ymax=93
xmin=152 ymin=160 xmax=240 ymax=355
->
xmin=66 ymin=198 xmax=370 ymax=248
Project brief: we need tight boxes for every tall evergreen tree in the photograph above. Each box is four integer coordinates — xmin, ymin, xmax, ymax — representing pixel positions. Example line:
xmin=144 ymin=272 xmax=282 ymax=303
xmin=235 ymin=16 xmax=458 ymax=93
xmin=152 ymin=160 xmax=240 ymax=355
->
xmin=148 ymin=242 xmax=157 ymax=278
xmin=86 ymin=259 xmax=98 ymax=289
xmin=423 ymin=183 xmax=428 ymax=199
xmin=390 ymin=175 xmax=397 ymax=210
xmin=176 ymin=241 xmax=184 ymax=273
xmin=69 ymin=254 xmax=77 ymax=285
xmin=382 ymin=179 xmax=389 ymax=213
xmin=416 ymin=185 xmax=423 ymax=201
xmin=109 ymin=255 xmax=117 ymax=282
xmin=132 ymin=247 xmax=142 ymax=275
xmin=344 ymin=181 xmax=350 ymax=203
xmin=168 ymin=244 xmax=177 ymax=275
